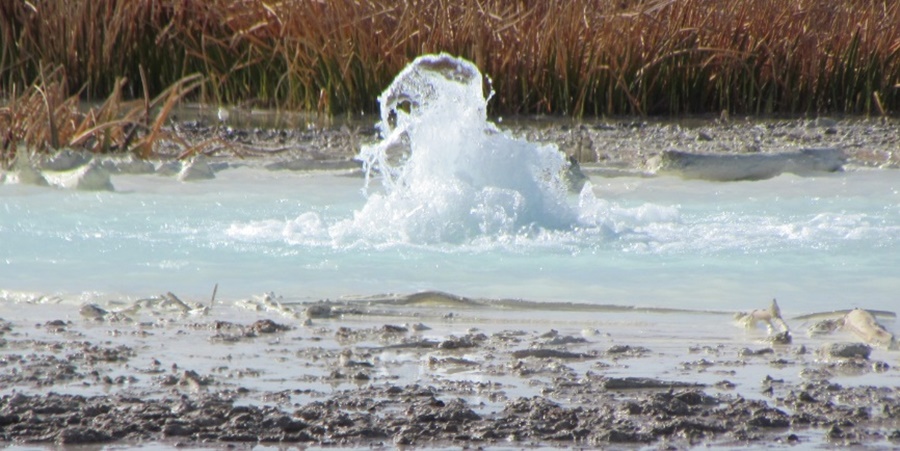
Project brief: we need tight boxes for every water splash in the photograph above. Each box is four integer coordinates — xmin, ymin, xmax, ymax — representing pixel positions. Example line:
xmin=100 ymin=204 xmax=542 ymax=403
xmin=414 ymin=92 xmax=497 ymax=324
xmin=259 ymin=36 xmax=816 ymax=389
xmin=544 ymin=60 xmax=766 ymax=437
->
xmin=224 ymin=53 xmax=679 ymax=249
xmin=333 ymin=53 xmax=577 ymax=244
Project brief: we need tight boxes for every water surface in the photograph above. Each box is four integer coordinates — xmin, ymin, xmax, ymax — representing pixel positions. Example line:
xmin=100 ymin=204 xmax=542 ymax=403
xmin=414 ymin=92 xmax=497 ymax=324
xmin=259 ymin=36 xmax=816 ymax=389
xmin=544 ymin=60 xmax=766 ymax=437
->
xmin=2 ymin=165 xmax=898 ymax=316
xmin=2 ymin=54 xmax=898 ymax=318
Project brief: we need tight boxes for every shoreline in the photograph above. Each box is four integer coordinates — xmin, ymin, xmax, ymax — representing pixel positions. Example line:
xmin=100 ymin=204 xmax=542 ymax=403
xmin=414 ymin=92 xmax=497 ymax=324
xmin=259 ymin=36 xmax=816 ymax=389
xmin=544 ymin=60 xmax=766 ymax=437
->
xmin=3 ymin=116 xmax=898 ymax=189
xmin=181 ymin=114 xmax=900 ymax=172
xmin=0 ymin=294 xmax=897 ymax=448
xmin=2 ymin=115 xmax=899 ymax=448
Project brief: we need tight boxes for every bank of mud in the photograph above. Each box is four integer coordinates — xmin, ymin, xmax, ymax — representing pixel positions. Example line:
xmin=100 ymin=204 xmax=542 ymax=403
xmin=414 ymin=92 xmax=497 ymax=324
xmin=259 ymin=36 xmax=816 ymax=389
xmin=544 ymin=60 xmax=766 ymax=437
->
xmin=2 ymin=115 xmax=899 ymax=448
xmin=6 ymin=381 xmax=890 ymax=447
xmin=162 ymin=114 xmax=900 ymax=174
xmin=6 ymin=115 xmax=898 ymax=190
xmin=0 ymin=296 xmax=897 ymax=449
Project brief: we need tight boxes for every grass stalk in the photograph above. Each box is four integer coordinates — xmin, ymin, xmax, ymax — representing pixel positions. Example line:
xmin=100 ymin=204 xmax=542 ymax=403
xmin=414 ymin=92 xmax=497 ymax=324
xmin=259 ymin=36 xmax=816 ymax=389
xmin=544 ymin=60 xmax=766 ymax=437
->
xmin=1 ymin=0 xmax=898 ymax=130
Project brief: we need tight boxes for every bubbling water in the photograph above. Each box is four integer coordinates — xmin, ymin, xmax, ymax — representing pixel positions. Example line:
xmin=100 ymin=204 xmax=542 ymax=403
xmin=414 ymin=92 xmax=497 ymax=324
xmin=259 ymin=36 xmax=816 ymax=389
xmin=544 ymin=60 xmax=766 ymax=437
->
xmin=227 ymin=53 xmax=673 ymax=249
xmin=333 ymin=54 xmax=582 ymax=244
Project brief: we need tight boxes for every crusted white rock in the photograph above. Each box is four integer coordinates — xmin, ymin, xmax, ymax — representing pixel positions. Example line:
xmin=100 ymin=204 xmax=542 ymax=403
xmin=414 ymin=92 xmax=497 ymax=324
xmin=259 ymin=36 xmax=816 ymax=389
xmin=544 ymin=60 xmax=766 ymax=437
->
xmin=649 ymin=147 xmax=845 ymax=181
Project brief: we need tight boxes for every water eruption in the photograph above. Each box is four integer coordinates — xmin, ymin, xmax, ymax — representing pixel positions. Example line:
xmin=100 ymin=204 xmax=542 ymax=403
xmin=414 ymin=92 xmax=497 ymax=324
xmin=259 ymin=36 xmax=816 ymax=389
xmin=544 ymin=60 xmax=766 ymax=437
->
xmin=339 ymin=53 xmax=578 ymax=244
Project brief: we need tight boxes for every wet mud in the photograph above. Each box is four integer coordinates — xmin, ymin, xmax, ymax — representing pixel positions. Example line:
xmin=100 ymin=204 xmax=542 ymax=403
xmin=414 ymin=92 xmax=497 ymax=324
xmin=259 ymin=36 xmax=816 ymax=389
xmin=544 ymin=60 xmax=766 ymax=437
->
xmin=3 ymin=114 xmax=900 ymax=448
xmin=1 ymin=298 xmax=898 ymax=449
xmin=159 ymin=115 xmax=900 ymax=174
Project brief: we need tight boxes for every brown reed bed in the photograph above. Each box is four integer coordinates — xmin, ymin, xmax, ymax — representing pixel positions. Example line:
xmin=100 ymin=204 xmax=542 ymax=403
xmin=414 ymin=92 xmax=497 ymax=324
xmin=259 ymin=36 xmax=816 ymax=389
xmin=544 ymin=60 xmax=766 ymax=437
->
xmin=0 ymin=64 xmax=206 ymax=166
xmin=2 ymin=0 xmax=899 ymax=157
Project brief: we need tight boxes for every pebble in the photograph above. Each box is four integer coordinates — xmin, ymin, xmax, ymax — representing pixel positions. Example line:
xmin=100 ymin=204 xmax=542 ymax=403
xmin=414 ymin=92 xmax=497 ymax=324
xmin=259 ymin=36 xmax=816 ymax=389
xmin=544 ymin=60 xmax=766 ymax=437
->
xmin=823 ymin=343 xmax=872 ymax=359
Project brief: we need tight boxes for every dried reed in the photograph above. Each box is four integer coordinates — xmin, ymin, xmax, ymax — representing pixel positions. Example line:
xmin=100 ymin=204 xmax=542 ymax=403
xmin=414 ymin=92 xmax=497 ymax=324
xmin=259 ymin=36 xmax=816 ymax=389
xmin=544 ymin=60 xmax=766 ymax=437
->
xmin=2 ymin=0 xmax=899 ymax=127
xmin=0 ymin=65 xmax=202 ymax=166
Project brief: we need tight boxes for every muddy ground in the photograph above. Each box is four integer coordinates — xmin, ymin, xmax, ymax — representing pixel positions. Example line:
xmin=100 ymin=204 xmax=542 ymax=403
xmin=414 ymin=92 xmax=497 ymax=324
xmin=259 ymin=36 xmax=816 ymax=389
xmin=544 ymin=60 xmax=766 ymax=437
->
xmin=2 ymin=115 xmax=899 ymax=448
xmin=0 ymin=294 xmax=898 ymax=449
xmin=160 ymin=113 xmax=900 ymax=173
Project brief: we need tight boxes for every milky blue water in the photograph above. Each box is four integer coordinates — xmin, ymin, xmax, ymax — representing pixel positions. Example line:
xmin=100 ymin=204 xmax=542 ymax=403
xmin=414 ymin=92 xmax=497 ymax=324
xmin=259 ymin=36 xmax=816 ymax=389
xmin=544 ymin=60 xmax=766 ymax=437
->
xmin=2 ymin=54 xmax=899 ymax=316
xmin=2 ymin=166 xmax=898 ymax=315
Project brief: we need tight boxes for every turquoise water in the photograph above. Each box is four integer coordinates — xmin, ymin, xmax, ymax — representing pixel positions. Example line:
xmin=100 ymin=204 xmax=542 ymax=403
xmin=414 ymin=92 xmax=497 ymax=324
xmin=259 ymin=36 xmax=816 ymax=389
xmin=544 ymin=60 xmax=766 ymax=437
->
xmin=2 ymin=167 xmax=898 ymax=315
xmin=2 ymin=54 xmax=899 ymax=316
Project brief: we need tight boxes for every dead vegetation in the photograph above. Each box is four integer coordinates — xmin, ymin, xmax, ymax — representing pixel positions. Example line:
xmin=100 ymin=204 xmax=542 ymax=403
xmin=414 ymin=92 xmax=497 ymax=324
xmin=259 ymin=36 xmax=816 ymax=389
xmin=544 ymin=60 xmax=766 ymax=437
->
xmin=2 ymin=0 xmax=899 ymax=158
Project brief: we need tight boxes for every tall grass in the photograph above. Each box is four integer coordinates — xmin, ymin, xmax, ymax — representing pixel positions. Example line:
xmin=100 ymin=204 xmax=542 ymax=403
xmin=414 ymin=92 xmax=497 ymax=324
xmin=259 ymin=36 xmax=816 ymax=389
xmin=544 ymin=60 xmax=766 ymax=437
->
xmin=0 ymin=64 xmax=202 ymax=166
xmin=2 ymin=0 xmax=899 ymax=120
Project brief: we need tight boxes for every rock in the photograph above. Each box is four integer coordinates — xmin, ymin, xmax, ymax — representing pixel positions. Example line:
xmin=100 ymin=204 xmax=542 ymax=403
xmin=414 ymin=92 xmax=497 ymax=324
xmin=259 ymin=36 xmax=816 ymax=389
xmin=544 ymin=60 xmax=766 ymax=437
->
xmin=438 ymin=335 xmax=481 ymax=350
xmin=768 ymin=330 xmax=792 ymax=345
xmin=823 ymin=343 xmax=871 ymax=359
xmin=565 ymin=155 xmax=588 ymax=192
xmin=44 ymin=160 xmax=114 ymax=191
xmin=38 ymin=149 xmax=92 ymax=171
xmin=208 ymin=161 xmax=232 ymax=172
xmin=808 ymin=117 xmax=838 ymax=128
xmin=178 ymin=369 xmax=211 ymax=388
xmin=57 ymin=426 xmax=112 ymax=444
xmin=264 ymin=158 xmax=360 ymax=171
xmin=842 ymin=308 xmax=896 ymax=349
xmin=305 ymin=304 xmax=333 ymax=319
xmin=407 ymin=322 xmax=431 ymax=332
xmin=606 ymin=344 xmax=651 ymax=356
xmin=600 ymin=376 xmax=704 ymax=390
xmin=511 ymin=349 xmax=591 ymax=359
xmin=177 ymin=156 xmax=216 ymax=181
xmin=808 ymin=318 xmax=842 ymax=336
xmin=747 ymin=407 xmax=791 ymax=428
xmin=382 ymin=324 xmax=408 ymax=333
xmin=649 ymin=147 xmax=845 ymax=181
xmin=155 ymin=160 xmax=182 ymax=176
xmin=735 ymin=300 xmax=791 ymax=338
xmin=100 ymin=155 xmax=156 ymax=174
xmin=10 ymin=154 xmax=49 ymax=186
xmin=544 ymin=334 xmax=587 ymax=345
xmin=79 ymin=304 xmax=109 ymax=321
xmin=249 ymin=319 xmax=291 ymax=334
xmin=739 ymin=347 xmax=774 ymax=357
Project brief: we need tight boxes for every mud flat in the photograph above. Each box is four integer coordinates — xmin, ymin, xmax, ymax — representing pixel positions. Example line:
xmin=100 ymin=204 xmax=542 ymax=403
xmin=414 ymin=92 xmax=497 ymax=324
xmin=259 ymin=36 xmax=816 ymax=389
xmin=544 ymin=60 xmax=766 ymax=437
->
xmin=156 ymin=114 xmax=900 ymax=174
xmin=0 ymin=293 xmax=897 ymax=449
xmin=503 ymin=115 xmax=900 ymax=174
xmin=4 ymin=116 xmax=898 ymax=190
xmin=1 ymin=114 xmax=899 ymax=448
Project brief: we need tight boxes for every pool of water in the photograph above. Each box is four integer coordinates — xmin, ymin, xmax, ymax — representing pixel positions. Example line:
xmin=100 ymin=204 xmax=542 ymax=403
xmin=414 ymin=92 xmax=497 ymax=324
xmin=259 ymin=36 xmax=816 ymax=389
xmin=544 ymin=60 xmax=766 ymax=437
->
xmin=2 ymin=54 xmax=899 ymax=319
xmin=2 ymin=165 xmax=898 ymax=317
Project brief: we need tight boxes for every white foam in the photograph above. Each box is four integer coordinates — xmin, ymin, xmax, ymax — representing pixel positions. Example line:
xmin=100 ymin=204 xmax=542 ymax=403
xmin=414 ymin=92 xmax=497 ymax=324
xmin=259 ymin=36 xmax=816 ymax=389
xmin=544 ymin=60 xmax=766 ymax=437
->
xmin=340 ymin=53 xmax=577 ymax=245
xmin=223 ymin=54 xmax=685 ymax=250
xmin=226 ymin=212 xmax=328 ymax=245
